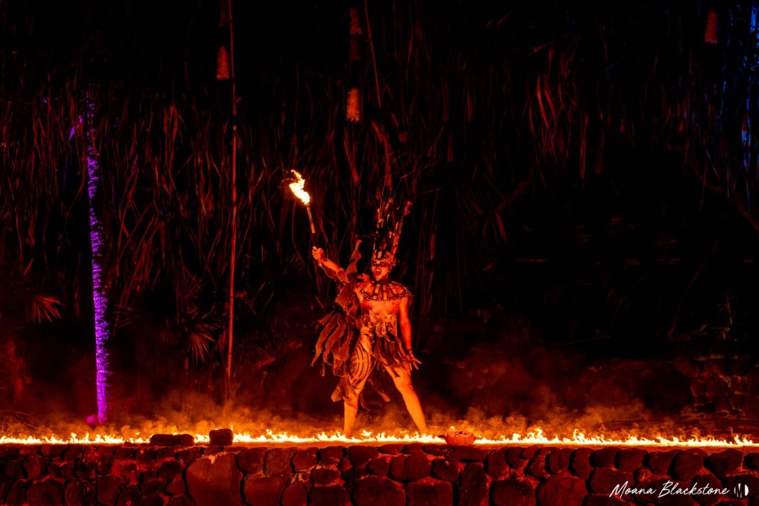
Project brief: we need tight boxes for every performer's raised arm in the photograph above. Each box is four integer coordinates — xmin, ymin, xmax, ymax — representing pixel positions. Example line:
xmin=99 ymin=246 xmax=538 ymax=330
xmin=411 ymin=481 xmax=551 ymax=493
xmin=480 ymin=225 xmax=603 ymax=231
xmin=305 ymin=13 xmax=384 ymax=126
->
xmin=312 ymin=247 xmax=345 ymax=281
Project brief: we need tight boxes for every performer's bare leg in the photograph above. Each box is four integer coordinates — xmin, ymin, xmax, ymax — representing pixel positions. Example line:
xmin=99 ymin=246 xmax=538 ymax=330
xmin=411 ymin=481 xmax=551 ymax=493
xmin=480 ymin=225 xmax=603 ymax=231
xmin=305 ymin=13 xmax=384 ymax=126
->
xmin=343 ymin=388 xmax=363 ymax=438
xmin=386 ymin=365 xmax=428 ymax=434
xmin=344 ymin=332 xmax=372 ymax=437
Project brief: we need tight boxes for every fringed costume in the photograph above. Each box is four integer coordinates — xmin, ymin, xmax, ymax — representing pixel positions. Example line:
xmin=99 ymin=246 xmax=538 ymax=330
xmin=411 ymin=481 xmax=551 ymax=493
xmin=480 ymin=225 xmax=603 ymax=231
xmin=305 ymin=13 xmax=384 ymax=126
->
xmin=311 ymin=242 xmax=416 ymax=403
xmin=311 ymin=242 xmax=364 ymax=402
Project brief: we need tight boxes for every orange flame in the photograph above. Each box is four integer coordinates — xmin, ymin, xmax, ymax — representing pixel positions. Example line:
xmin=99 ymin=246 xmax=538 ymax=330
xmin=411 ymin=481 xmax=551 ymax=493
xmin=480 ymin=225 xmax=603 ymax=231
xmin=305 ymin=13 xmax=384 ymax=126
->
xmin=288 ymin=170 xmax=311 ymax=205
xmin=472 ymin=428 xmax=758 ymax=448
xmin=1 ymin=428 xmax=757 ymax=447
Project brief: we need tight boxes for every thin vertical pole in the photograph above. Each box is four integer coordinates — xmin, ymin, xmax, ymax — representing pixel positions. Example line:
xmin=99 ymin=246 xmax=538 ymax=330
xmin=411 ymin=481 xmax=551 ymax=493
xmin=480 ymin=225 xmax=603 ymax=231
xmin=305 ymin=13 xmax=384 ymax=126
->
xmin=225 ymin=0 xmax=238 ymax=393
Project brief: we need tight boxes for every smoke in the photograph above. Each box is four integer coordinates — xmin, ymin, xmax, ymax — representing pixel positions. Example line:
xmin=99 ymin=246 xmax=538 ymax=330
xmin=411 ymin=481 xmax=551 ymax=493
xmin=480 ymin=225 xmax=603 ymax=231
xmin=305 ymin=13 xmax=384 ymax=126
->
xmin=0 ymin=320 xmax=738 ymax=442
xmin=0 ymin=382 xmax=741 ymax=442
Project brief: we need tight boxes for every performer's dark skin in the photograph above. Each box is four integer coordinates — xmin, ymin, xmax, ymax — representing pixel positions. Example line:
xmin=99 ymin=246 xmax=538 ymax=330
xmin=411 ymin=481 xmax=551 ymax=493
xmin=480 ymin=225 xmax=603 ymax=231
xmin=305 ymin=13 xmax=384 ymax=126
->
xmin=313 ymin=246 xmax=428 ymax=437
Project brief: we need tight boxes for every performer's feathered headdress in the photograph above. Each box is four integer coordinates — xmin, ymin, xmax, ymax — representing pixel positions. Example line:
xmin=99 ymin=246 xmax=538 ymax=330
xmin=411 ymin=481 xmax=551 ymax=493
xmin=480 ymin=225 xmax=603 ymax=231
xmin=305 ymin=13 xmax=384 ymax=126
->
xmin=372 ymin=192 xmax=412 ymax=269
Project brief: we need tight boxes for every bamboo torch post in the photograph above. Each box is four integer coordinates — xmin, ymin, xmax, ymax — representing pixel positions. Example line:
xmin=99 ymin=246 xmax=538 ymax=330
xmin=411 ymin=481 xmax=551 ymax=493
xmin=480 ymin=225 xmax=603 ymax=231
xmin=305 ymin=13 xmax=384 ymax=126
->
xmin=219 ymin=0 xmax=238 ymax=398
xmin=305 ymin=205 xmax=316 ymax=235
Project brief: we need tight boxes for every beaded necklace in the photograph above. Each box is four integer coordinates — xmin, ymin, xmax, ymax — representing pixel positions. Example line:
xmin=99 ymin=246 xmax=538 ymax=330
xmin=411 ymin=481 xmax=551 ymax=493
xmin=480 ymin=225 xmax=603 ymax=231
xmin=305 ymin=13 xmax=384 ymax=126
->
xmin=359 ymin=281 xmax=410 ymax=301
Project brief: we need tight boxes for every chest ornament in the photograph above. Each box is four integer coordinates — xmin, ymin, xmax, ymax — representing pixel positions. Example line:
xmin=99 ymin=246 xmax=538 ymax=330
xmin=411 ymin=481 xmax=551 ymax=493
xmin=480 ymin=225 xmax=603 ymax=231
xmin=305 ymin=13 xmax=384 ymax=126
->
xmin=359 ymin=282 xmax=410 ymax=301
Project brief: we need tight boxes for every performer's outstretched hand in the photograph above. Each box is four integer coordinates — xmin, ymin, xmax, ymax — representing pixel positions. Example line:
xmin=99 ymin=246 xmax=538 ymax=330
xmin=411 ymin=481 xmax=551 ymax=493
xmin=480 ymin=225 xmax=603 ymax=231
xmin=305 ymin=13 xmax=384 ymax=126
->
xmin=405 ymin=349 xmax=422 ymax=370
xmin=312 ymin=247 xmax=324 ymax=262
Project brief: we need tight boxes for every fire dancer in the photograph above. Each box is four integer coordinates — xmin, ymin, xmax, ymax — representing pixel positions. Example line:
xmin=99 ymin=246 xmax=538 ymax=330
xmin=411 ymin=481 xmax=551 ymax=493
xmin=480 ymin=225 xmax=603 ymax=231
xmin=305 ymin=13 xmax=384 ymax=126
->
xmin=311 ymin=202 xmax=427 ymax=437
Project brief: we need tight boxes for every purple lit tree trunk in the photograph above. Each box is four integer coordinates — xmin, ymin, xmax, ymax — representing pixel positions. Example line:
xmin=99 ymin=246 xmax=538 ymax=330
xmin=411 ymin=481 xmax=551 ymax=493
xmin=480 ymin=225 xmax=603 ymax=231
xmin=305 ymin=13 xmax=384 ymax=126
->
xmin=85 ymin=92 xmax=110 ymax=424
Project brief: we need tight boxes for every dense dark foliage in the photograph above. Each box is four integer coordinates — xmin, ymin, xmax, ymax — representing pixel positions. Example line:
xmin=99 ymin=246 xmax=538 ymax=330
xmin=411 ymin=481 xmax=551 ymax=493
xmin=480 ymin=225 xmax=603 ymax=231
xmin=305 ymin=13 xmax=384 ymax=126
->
xmin=2 ymin=0 xmax=759 ymax=406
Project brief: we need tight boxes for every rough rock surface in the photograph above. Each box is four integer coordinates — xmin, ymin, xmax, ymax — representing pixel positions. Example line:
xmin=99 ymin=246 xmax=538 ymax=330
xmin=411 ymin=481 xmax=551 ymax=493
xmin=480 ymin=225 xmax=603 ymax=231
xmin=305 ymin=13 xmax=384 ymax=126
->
xmin=186 ymin=452 xmax=243 ymax=506
xmin=0 ymin=443 xmax=756 ymax=505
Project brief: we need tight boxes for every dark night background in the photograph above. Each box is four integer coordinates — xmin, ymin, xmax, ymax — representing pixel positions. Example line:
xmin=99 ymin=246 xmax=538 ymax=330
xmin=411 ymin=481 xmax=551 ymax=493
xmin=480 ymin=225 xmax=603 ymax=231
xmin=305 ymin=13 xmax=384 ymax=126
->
xmin=1 ymin=0 xmax=759 ymax=436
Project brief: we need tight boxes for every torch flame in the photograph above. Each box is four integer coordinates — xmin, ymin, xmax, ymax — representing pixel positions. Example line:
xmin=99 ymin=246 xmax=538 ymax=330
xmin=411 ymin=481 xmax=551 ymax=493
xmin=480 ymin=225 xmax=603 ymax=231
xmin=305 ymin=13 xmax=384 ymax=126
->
xmin=1 ymin=427 xmax=758 ymax=447
xmin=288 ymin=170 xmax=311 ymax=206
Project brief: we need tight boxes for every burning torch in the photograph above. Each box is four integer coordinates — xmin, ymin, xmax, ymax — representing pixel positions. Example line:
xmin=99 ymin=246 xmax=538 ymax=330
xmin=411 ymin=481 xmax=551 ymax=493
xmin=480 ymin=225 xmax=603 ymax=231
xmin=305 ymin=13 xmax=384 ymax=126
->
xmin=287 ymin=170 xmax=315 ymax=234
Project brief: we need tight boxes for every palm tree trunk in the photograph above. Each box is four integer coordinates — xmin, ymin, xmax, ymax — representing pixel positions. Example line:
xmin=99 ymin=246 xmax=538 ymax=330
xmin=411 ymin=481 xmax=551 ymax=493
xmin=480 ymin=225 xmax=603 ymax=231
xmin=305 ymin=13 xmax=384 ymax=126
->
xmin=85 ymin=88 xmax=111 ymax=424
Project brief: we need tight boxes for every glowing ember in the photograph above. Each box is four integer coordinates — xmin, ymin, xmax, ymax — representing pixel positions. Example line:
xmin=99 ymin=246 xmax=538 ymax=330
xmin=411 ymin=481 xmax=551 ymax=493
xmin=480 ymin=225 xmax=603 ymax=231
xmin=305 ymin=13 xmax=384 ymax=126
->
xmin=0 ymin=428 xmax=757 ymax=447
xmin=288 ymin=170 xmax=311 ymax=206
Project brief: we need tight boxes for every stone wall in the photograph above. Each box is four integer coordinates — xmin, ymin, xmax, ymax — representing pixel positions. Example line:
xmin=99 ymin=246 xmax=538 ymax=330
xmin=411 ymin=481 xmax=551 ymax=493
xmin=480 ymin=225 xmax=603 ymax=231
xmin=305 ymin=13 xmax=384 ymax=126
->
xmin=2 ymin=443 xmax=759 ymax=505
